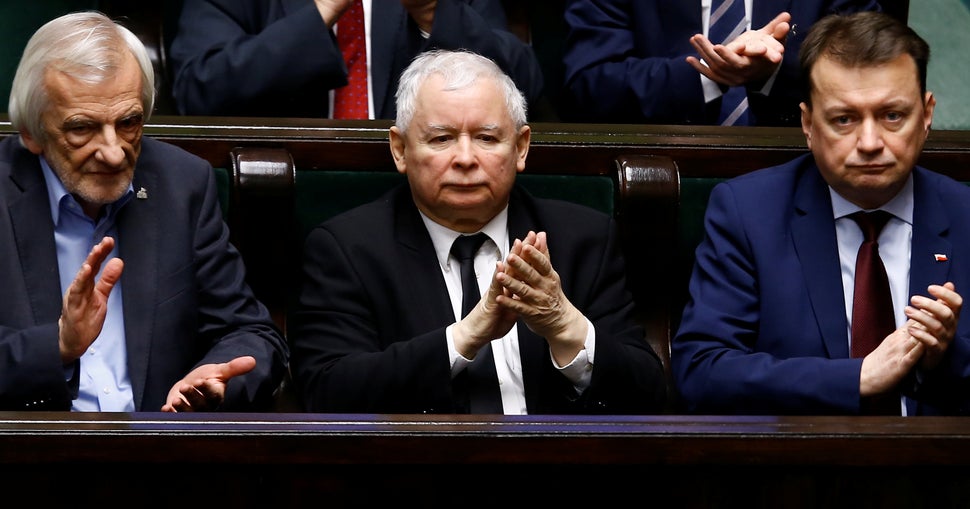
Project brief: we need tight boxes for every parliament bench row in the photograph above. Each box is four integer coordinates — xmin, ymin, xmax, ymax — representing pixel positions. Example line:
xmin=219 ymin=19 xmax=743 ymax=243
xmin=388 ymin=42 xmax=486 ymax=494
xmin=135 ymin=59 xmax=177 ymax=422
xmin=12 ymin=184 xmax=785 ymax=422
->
xmin=4 ymin=118 xmax=970 ymax=409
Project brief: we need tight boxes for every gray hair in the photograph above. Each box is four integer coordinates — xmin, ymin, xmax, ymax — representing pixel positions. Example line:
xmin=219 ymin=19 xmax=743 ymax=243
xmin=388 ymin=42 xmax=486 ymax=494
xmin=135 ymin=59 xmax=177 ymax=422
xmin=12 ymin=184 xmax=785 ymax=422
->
xmin=394 ymin=49 xmax=527 ymax=133
xmin=9 ymin=11 xmax=155 ymax=143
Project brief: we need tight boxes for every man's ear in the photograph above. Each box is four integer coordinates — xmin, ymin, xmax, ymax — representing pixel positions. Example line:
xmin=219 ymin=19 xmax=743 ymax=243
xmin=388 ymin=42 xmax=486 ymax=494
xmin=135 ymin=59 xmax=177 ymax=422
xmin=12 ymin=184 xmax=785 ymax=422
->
xmin=922 ymin=91 xmax=936 ymax=138
xmin=20 ymin=130 xmax=44 ymax=155
xmin=389 ymin=126 xmax=407 ymax=175
xmin=515 ymin=125 xmax=530 ymax=173
xmin=799 ymin=102 xmax=813 ymax=149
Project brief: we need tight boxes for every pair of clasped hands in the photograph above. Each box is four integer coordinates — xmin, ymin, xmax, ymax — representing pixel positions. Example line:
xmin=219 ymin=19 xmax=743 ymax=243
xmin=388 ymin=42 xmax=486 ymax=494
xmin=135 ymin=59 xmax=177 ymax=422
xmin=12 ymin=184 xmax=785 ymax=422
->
xmin=59 ymin=237 xmax=254 ymax=412
xmin=452 ymin=231 xmax=587 ymax=368
xmin=687 ymin=11 xmax=793 ymax=88
xmin=861 ymin=283 xmax=963 ymax=398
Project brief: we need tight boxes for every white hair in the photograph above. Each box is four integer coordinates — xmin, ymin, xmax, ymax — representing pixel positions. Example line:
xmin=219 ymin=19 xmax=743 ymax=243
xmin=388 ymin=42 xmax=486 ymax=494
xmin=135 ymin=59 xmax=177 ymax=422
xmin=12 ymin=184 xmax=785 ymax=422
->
xmin=9 ymin=11 xmax=155 ymax=143
xmin=394 ymin=49 xmax=527 ymax=133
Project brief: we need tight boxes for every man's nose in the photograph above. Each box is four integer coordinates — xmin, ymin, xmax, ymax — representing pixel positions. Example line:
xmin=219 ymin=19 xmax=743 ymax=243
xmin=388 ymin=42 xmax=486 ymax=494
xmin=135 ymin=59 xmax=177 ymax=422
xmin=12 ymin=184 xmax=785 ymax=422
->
xmin=95 ymin=126 xmax=126 ymax=166
xmin=856 ymin=118 xmax=886 ymax=154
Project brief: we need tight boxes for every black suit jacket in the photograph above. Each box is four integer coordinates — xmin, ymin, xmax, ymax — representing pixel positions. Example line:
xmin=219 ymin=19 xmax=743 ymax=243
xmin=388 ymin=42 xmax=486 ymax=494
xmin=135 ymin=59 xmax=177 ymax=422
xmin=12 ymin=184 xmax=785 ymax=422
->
xmin=291 ymin=183 xmax=666 ymax=414
xmin=0 ymin=136 xmax=288 ymax=411
xmin=169 ymin=0 xmax=544 ymax=118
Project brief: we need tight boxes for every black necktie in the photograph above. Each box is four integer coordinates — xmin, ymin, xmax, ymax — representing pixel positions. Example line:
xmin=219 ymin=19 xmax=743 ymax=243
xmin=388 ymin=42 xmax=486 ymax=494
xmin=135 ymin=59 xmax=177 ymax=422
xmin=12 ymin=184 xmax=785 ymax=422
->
xmin=450 ymin=233 xmax=502 ymax=413
xmin=849 ymin=210 xmax=900 ymax=415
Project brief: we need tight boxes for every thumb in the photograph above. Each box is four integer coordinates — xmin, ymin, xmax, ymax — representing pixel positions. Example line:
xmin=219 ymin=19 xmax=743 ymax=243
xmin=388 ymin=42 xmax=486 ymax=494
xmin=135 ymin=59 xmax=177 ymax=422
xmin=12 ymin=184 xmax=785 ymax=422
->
xmin=218 ymin=356 xmax=257 ymax=381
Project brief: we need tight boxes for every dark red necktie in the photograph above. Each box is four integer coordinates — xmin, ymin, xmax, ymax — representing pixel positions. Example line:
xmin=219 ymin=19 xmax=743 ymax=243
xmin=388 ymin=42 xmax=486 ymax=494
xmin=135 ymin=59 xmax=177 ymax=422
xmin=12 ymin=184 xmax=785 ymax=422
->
xmin=333 ymin=0 xmax=368 ymax=119
xmin=849 ymin=210 xmax=900 ymax=415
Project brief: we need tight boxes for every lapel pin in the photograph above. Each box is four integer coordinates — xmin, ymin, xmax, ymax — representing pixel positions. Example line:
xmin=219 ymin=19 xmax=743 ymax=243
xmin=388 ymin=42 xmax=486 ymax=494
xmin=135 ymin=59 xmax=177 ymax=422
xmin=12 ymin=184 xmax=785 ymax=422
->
xmin=136 ymin=187 xmax=148 ymax=199
xmin=934 ymin=253 xmax=948 ymax=262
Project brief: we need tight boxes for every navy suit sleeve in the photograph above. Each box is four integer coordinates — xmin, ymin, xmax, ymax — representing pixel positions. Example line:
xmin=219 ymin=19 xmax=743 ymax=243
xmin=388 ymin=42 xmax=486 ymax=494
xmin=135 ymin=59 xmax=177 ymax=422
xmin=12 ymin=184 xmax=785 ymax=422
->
xmin=563 ymin=0 xmax=708 ymax=124
xmin=562 ymin=0 xmax=883 ymax=125
xmin=170 ymin=0 xmax=346 ymax=116
xmin=672 ymin=181 xmax=863 ymax=415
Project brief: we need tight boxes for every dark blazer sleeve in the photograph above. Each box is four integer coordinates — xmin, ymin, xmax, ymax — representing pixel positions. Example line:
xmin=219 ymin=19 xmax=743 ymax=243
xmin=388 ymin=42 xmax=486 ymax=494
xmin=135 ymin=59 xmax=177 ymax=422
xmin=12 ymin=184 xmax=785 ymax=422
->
xmin=562 ymin=0 xmax=882 ymax=125
xmin=671 ymin=166 xmax=864 ymax=415
xmin=169 ymin=0 xmax=346 ymax=116
xmin=527 ymin=198 xmax=667 ymax=414
xmin=124 ymin=139 xmax=289 ymax=411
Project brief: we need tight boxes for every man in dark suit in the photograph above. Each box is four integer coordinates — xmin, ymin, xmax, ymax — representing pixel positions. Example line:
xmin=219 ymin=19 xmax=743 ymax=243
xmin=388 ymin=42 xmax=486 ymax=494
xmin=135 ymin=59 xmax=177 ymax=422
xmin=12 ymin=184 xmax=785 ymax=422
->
xmin=562 ymin=0 xmax=881 ymax=126
xmin=291 ymin=49 xmax=666 ymax=414
xmin=673 ymin=11 xmax=970 ymax=415
xmin=168 ymin=0 xmax=543 ymax=119
xmin=0 ymin=12 xmax=288 ymax=412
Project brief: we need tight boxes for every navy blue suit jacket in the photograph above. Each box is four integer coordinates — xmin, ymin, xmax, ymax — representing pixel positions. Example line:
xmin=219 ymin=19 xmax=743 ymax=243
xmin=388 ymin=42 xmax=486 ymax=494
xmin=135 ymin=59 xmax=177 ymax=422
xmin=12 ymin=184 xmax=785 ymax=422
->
xmin=290 ymin=184 xmax=666 ymax=414
xmin=0 ymin=136 xmax=288 ymax=411
xmin=673 ymin=154 xmax=970 ymax=415
xmin=170 ymin=0 xmax=543 ymax=118
xmin=562 ymin=0 xmax=881 ymax=125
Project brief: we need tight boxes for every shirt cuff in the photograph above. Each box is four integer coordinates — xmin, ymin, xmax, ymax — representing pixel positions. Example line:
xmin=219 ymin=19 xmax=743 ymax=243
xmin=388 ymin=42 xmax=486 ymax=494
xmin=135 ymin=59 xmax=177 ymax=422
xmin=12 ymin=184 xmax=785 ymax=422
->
xmin=550 ymin=318 xmax=596 ymax=393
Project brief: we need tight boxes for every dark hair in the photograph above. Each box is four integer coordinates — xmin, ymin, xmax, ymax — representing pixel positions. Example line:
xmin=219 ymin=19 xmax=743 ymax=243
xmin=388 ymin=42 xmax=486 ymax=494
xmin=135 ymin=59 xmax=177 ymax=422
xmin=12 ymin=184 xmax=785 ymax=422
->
xmin=799 ymin=11 xmax=929 ymax=106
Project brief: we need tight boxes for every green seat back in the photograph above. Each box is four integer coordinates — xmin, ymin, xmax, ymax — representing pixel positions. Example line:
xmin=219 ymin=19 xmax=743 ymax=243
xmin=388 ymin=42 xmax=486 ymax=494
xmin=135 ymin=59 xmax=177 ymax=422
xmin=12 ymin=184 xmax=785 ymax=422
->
xmin=294 ymin=171 xmax=614 ymax=239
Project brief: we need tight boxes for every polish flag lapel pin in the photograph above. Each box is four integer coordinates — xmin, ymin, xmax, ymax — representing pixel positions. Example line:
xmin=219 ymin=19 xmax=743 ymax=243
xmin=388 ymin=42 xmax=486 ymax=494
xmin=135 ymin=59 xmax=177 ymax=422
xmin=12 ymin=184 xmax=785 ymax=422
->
xmin=935 ymin=253 xmax=949 ymax=262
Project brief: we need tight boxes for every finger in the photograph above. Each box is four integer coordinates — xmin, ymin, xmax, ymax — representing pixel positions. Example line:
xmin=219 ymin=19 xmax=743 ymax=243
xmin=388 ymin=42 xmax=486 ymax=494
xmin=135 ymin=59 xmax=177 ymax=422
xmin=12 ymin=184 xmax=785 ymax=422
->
xmin=927 ymin=283 xmax=962 ymax=309
xmin=905 ymin=304 xmax=945 ymax=334
xmin=534 ymin=231 xmax=548 ymax=256
xmin=179 ymin=382 xmax=209 ymax=410
xmin=758 ymin=12 xmax=791 ymax=36
xmin=908 ymin=325 xmax=941 ymax=351
xmin=94 ymin=258 xmax=124 ymax=297
xmin=520 ymin=243 xmax=552 ymax=277
xmin=220 ymin=356 xmax=257 ymax=380
xmin=505 ymin=252 xmax=541 ymax=283
xmin=85 ymin=237 xmax=115 ymax=274
xmin=686 ymin=56 xmax=720 ymax=81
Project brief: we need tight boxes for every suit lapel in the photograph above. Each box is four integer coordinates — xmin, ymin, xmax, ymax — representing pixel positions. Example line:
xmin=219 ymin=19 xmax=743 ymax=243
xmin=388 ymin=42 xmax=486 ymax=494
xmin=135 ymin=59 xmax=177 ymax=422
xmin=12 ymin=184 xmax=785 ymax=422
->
xmin=909 ymin=169 xmax=952 ymax=300
xmin=392 ymin=187 xmax=455 ymax=326
xmin=7 ymin=148 xmax=62 ymax=324
xmin=117 ymin=167 xmax=159 ymax=410
xmin=791 ymin=163 xmax=850 ymax=358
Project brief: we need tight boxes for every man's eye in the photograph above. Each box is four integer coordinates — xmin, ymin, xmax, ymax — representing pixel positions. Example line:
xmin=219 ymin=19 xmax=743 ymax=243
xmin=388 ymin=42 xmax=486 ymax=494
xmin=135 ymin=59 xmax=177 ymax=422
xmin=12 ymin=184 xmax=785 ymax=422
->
xmin=118 ymin=116 xmax=144 ymax=131
xmin=67 ymin=125 xmax=93 ymax=134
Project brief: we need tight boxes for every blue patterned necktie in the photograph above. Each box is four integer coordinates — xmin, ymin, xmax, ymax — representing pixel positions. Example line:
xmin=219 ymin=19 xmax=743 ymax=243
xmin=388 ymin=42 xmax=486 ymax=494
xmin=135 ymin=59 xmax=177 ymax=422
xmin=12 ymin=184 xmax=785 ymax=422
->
xmin=708 ymin=0 xmax=751 ymax=125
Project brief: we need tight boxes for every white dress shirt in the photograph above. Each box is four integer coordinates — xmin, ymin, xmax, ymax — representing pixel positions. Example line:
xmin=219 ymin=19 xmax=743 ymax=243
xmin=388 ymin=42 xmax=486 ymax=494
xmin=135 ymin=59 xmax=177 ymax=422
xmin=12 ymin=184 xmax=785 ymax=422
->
xmin=419 ymin=207 xmax=595 ymax=414
xmin=831 ymin=173 xmax=914 ymax=415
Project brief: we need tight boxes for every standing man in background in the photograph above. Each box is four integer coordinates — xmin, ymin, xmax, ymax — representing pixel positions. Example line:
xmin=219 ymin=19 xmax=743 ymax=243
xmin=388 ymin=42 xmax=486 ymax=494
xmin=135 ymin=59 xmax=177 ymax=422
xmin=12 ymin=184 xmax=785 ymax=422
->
xmin=169 ymin=0 xmax=544 ymax=119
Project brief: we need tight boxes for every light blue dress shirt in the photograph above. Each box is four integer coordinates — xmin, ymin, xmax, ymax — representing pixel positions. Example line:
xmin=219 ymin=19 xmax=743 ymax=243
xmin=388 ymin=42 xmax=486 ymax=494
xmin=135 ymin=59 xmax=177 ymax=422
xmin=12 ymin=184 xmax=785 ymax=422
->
xmin=40 ymin=157 xmax=135 ymax=411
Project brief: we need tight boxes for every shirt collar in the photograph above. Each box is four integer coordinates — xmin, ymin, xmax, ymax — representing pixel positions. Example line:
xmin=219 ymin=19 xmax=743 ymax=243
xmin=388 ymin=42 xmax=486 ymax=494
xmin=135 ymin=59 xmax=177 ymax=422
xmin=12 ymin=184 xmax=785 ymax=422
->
xmin=39 ymin=155 xmax=134 ymax=226
xmin=830 ymin=172 xmax=914 ymax=225
xmin=420 ymin=206 xmax=510 ymax=270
